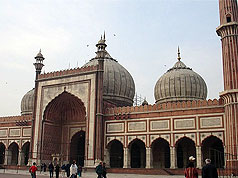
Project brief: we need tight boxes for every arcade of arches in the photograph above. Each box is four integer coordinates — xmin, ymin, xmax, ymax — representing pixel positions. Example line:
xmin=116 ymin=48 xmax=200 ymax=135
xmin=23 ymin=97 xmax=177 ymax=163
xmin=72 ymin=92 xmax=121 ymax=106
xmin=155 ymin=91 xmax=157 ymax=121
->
xmin=0 ymin=142 xmax=30 ymax=166
xmin=106 ymin=136 xmax=225 ymax=169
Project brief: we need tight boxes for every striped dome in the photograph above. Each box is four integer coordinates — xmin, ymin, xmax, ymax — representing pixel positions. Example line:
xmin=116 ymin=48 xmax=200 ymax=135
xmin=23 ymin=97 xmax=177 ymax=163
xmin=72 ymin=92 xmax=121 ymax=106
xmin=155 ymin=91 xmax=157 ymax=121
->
xmin=21 ymin=88 xmax=34 ymax=115
xmin=154 ymin=59 xmax=207 ymax=104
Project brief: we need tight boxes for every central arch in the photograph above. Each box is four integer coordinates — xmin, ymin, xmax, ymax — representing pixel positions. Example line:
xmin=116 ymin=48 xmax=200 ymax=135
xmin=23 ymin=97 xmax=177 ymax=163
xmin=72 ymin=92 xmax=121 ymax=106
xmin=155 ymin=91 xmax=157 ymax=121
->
xmin=42 ymin=91 xmax=86 ymax=161
xmin=70 ymin=131 xmax=85 ymax=166
xmin=129 ymin=139 xmax=146 ymax=168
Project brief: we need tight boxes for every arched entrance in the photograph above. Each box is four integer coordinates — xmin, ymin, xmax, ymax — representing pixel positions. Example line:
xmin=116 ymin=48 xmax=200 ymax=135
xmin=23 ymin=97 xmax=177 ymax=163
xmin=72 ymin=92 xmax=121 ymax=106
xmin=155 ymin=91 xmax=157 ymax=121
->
xmin=129 ymin=139 xmax=146 ymax=168
xmin=176 ymin=137 xmax=196 ymax=168
xmin=21 ymin=142 xmax=30 ymax=165
xmin=151 ymin=138 xmax=170 ymax=168
xmin=108 ymin=140 xmax=123 ymax=168
xmin=0 ymin=143 xmax=5 ymax=164
xmin=70 ymin=131 xmax=85 ymax=166
xmin=202 ymin=136 xmax=224 ymax=168
xmin=8 ymin=142 xmax=19 ymax=165
xmin=43 ymin=91 xmax=86 ymax=161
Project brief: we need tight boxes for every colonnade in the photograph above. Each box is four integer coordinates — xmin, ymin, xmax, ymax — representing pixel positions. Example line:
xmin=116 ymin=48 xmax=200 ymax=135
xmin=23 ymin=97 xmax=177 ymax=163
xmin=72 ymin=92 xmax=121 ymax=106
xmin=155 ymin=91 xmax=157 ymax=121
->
xmin=105 ymin=136 xmax=225 ymax=169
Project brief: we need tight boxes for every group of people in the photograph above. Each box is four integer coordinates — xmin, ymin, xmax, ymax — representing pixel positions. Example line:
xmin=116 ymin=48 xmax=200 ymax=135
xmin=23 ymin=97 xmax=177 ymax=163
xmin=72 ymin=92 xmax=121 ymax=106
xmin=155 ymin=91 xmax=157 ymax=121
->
xmin=29 ymin=157 xmax=218 ymax=178
xmin=95 ymin=162 xmax=107 ymax=178
xmin=29 ymin=160 xmax=83 ymax=178
xmin=184 ymin=156 xmax=218 ymax=178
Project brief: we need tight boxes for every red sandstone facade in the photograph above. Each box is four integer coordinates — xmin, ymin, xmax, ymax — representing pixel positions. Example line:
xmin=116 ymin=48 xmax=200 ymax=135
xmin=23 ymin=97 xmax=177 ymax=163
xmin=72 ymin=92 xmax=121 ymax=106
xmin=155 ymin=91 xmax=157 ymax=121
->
xmin=216 ymin=0 xmax=238 ymax=172
xmin=0 ymin=0 xmax=237 ymax=175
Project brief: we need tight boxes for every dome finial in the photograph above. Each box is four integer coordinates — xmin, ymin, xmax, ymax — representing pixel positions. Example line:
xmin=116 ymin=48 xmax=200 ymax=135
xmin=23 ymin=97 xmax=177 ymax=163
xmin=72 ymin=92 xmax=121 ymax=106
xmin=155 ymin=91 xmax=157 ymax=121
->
xmin=103 ymin=31 xmax=106 ymax=40
xmin=177 ymin=46 xmax=181 ymax=61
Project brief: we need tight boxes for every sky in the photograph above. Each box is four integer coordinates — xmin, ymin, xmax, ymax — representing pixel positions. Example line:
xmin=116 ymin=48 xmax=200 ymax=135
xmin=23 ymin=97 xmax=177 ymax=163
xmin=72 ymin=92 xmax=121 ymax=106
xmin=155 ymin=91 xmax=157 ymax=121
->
xmin=0 ymin=0 xmax=223 ymax=116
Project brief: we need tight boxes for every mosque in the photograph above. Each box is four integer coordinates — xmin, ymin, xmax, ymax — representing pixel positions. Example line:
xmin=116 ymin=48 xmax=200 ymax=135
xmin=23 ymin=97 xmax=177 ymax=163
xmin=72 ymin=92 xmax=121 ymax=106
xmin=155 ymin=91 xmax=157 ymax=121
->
xmin=0 ymin=0 xmax=237 ymax=174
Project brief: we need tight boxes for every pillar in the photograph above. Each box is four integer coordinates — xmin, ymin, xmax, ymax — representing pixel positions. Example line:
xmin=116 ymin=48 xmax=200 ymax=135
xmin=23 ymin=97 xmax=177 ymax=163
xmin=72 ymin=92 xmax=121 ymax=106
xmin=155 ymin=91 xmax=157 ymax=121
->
xmin=170 ymin=146 xmax=176 ymax=169
xmin=196 ymin=146 xmax=202 ymax=169
xmin=123 ymin=147 xmax=130 ymax=168
xmin=104 ymin=148 xmax=110 ymax=167
xmin=4 ymin=150 xmax=9 ymax=165
xmin=146 ymin=147 xmax=152 ymax=168
xmin=18 ymin=150 xmax=22 ymax=166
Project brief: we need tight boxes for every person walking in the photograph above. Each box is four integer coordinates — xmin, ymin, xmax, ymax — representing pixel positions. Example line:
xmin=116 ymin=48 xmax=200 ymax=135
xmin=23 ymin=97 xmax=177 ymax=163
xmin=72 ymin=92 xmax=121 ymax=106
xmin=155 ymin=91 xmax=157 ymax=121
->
xmin=202 ymin=158 xmax=218 ymax=178
xmin=70 ymin=160 xmax=78 ymax=178
xmin=55 ymin=164 xmax=60 ymax=178
xmin=29 ymin=162 xmax=37 ymax=178
xmin=43 ymin=163 xmax=47 ymax=172
xmin=184 ymin=156 xmax=198 ymax=178
xmin=66 ymin=163 xmax=71 ymax=178
xmin=48 ymin=162 xmax=54 ymax=178
xmin=95 ymin=161 xmax=103 ymax=178
xmin=102 ymin=162 xmax=107 ymax=178
xmin=77 ymin=164 xmax=82 ymax=177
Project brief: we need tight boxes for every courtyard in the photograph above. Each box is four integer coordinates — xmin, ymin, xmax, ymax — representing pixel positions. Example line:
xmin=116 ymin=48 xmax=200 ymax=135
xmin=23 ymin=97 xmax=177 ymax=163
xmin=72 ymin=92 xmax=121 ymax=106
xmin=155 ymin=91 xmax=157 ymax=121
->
xmin=0 ymin=169 xmax=185 ymax=178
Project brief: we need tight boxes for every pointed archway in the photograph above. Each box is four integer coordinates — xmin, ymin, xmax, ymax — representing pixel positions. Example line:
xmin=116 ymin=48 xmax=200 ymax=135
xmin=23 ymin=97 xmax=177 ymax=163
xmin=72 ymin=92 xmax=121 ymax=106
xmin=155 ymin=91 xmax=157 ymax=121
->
xmin=129 ymin=139 xmax=146 ymax=168
xmin=22 ymin=142 xmax=30 ymax=165
xmin=151 ymin=138 xmax=170 ymax=168
xmin=8 ymin=142 xmax=19 ymax=165
xmin=42 ymin=91 xmax=86 ymax=161
xmin=70 ymin=131 xmax=85 ymax=166
xmin=176 ymin=137 xmax=196 ymax=168
xmin=202 ymin=136 xmax=224 ymax=168
xmin=108 ymin=140 xmax=123 ymax=168
xmin=0 ymin=143 xmax=5 ymax=164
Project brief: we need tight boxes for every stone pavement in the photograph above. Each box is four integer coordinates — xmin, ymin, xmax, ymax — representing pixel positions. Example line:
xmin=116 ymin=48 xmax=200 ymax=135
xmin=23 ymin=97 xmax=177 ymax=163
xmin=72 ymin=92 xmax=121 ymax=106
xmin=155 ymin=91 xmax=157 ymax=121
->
xmin=0 ymin=169 xmax=185 ymax=178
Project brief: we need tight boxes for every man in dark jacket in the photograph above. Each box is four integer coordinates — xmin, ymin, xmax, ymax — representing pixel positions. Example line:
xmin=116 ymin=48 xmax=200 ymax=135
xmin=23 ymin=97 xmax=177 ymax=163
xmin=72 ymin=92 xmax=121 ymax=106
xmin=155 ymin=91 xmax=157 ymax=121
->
xmin=202 ymin=158 xmax=218 ymax=178
xmin=48 ymin=162 xmax=54 ymax=178
xmin=96 ymin=161 xmax=103 ymax=178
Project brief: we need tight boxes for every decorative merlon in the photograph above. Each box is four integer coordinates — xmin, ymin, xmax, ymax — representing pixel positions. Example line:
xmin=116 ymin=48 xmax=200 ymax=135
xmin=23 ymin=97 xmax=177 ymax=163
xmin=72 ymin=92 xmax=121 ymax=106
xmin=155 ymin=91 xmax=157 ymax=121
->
xmin=38 ymin=65 xmax=99 ymax=80
xmin=105 ymin=99 xmax=223 ymax=116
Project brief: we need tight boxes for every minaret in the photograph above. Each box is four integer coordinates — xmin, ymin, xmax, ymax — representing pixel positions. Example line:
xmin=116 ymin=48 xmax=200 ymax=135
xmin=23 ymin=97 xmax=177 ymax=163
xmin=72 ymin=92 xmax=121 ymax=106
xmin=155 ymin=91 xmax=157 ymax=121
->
xmin=216 ymin=0 xmax=238 ymax=172
xmin=95 ymin=34 xmax=105 ymax=162
xmin=30 ymin=50 xmax=45 ymax=164
xmin=33 ymin=49 xmax=45 ymax=79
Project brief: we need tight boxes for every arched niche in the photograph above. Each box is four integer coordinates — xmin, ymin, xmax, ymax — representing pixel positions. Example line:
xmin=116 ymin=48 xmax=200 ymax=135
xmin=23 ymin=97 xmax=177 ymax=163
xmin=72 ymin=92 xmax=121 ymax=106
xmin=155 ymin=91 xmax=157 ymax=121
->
xmin=43 ymin=91 xmax=86 ymax=123
xmin=21 ymin=142 xmax=30 ymax=165
xmin=8 ymin=142 xmax=19 ymax=165
xmin=201 ymin=135 xmax=224 ymax=168
xmin=70 ymin=131 xmax=85 ymax=166
xmin=128 ymin=139 xmax=146 ymax=168
xmin=175 ymin=137 xmax=196 ymax=168
xmin=107 ymin=139 xmax=123 ymax=168
xmin=151 ymin=138 xmax=170 ymax=168
xmin=0 ymin=143 xmax=5 ymax=164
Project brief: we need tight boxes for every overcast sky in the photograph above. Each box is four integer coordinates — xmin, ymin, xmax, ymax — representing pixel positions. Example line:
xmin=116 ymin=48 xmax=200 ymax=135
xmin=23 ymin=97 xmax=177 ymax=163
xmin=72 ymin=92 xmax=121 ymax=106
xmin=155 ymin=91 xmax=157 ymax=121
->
xmin=0 ymin=0 xmax=223 ymax=116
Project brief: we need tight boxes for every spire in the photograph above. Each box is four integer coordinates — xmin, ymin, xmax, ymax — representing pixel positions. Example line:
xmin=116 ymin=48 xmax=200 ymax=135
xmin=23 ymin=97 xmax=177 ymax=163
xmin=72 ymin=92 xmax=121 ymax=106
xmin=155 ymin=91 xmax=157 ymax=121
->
xmin=177 ymin=46 xmax=181 ymax=61
xmin=95 ymin=34 xmax=107 ymax=58
xmin=103 ymin=31 xmax=106 ymax=40
xmin=36 ymin=49 xmax=44 ymax=58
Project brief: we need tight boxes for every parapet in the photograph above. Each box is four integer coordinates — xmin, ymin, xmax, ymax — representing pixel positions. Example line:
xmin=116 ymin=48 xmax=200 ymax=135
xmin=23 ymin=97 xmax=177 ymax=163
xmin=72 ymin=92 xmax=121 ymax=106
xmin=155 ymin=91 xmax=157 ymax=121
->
xmin=38 ymin=65 xmax=99 ymax=80
xmin=105 ymin=99 xmax=224 ymax=116
xmin=0 ymin=115 xmax=32 ymax=122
